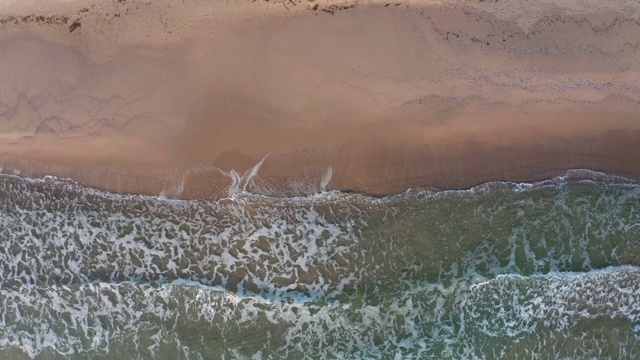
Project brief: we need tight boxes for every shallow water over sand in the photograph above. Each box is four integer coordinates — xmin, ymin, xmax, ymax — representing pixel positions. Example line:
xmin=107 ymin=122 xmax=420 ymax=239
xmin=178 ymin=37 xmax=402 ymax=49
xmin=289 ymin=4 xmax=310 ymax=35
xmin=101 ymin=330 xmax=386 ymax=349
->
xmin=0 ymin=171 xmax=639 ymax=359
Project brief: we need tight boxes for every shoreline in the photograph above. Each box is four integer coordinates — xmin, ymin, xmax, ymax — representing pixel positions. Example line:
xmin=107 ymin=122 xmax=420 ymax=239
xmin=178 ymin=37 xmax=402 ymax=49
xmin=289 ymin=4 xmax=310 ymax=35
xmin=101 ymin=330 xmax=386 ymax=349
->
xmin=0 ymin=166 xmax=637 ymax=205
xmin=2 ymin=125 xmax=640 ymax=199
xmin=0 ymin=0 xmax=639 ymax=199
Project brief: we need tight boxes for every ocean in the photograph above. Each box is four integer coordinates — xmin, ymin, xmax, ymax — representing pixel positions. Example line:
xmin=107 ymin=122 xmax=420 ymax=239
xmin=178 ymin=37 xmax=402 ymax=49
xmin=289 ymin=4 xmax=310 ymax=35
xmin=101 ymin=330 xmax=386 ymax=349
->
xmin=0 ymin=170 xmax=639 ymax=359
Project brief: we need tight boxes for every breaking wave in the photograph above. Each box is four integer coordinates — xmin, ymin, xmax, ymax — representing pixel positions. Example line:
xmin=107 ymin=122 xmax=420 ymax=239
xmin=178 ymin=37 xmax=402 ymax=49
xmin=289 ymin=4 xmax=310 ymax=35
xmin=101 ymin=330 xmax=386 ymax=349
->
xmin=0 ymin=169 xmax=639 ymax=358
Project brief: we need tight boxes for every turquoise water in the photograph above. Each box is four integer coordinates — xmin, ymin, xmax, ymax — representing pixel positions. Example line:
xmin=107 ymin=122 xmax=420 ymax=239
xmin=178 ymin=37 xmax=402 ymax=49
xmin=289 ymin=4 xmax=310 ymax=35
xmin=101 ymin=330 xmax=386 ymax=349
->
xmin=0 ymin=171 xmax=639 ymax=359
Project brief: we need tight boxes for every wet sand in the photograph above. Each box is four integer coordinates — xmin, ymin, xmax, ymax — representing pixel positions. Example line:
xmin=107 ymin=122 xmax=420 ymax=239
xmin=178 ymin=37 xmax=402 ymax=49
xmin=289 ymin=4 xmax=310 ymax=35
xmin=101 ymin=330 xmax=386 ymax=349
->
xmin=0 ymin=0 xmax=639 ymax=198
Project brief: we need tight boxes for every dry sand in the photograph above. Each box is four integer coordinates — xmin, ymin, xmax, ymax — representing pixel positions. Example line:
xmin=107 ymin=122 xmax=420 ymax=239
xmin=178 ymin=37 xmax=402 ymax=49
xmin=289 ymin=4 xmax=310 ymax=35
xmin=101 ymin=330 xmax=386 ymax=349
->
xmin=0 ymin=0 xmax=639 ymax=198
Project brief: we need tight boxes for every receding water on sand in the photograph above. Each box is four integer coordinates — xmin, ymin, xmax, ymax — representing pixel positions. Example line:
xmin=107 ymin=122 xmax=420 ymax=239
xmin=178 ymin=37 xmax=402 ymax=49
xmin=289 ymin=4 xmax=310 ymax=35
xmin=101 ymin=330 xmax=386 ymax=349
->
xmin=0 ymin=171 xmax=639 ymax=359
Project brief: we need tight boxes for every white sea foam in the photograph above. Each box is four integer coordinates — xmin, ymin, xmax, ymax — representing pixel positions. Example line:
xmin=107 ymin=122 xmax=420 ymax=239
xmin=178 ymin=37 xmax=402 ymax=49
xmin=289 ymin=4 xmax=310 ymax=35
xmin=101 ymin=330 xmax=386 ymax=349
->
xmin=1 ymin=165 xmax=637 ymax=204
xmin=1 ymin=265 xmax=639 ymax=359
xmin=320 ymin=165 xmax=333 ymax=191
xmin=467 ymin=266 xmax=640 ymax=336
xmin=0 ymin=172 xmax=377 ymax=302
xmin=0 ymin=170 xmax=639 ymax=358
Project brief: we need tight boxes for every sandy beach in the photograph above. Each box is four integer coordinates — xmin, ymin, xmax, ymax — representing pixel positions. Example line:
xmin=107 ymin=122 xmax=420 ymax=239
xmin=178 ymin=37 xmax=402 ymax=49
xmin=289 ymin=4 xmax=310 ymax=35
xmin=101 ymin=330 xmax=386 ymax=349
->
xmin=3 ymin=2 xmax=640 ymax=357
xmin=0 ymin=0 xmax=639 ymax=198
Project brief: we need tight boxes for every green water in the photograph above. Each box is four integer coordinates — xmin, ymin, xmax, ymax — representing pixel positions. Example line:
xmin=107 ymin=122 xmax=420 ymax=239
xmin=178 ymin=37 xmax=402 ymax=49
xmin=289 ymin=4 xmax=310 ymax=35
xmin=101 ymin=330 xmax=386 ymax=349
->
xmin=0 ymin=172 xmax=639 ymax=359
